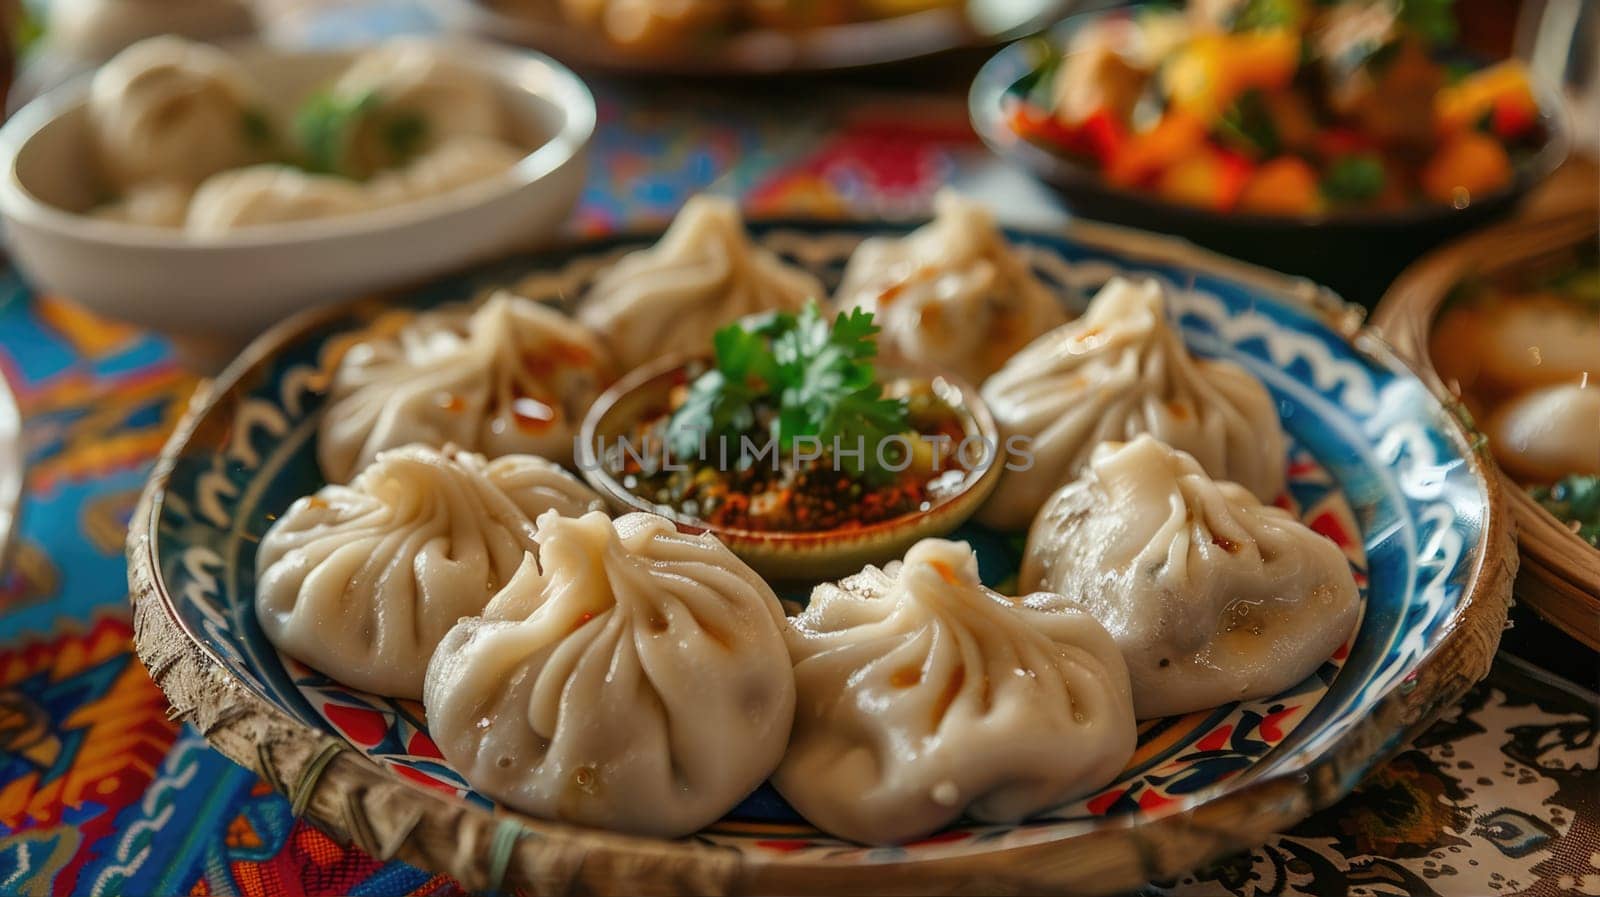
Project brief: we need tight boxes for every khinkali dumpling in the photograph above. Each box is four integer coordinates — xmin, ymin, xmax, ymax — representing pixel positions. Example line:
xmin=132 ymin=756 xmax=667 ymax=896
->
xmin=311 ymin=41 xmax=504 ymax=180
xmin=424 ymin=511 xmax=795 ymax=837
xmin=774 ymin=539 xmax=1136 ymax=845
xmin=366 ymin=135 xmax=524 ymax=207
xmin=318 ymin=291 xmax=613 ymax=483
xmin=185 ymin=165 xmax=370 ymax=235
xmin=92 ymin=181 xmax=192 ymax=228
xmin=577 ymin=196 xmax=825 ymax=372
xmin=1020 ymin=436 xmax=1360 ymax=719
xmin=834 ymin=190 xmax=1068 ymax=384
xmin=1487 ymin=382 xmax=1600 ymax=482
xmin=89 ymin=36 xmax=273 ymax=190
xmin=256 ymin=445 xmax=604 ymax=699
xmin=978 ymin=277 xmax=1285 ymax=530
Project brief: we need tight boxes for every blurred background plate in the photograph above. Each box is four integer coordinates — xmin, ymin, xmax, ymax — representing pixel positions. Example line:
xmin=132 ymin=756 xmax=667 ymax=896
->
xmin=439 ymin=0 xmax=1076 ymax=75
xmin=968 ymin=6 xmax=1572 ymax=307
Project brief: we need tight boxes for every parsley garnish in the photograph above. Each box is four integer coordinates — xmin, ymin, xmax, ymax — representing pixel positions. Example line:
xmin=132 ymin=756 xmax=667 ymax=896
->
xmin=666 ymin=302 xmax=911 ymax=483
xmin=1530 ymin=475 xmax=1600 ymax=547
xmin=294 ymin=89 xmax=380 ymax=177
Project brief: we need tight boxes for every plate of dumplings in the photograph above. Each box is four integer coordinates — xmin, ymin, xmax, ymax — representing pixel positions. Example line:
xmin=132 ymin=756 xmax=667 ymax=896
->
xmin=129 ymin=192 xmax=1514 ymax=896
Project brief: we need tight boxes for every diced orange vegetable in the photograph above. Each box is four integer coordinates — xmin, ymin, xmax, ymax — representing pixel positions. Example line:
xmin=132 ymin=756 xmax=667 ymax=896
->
xmin=1163 ymin=31 xmax=1300 ymax=120
xmin=1421 ymin=132 xmax=1513 ymax=205
xmin=1436 ymin=61 xmax=1538 ymax=135
xmin=1105 ymin=113 xmax=1207 ymax=186
xmin=1006 ymin=100 xmax=1083 ymax=151
xmin=1238 ymin=156 xmax=1323 ymax=216
xmin=1155 ymin=146 xmax=1254 ymax=211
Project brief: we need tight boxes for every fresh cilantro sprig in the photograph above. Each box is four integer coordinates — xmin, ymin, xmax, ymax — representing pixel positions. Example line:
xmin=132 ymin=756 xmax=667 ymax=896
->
xmin=666 ymin=302 xmax=911 ymax=483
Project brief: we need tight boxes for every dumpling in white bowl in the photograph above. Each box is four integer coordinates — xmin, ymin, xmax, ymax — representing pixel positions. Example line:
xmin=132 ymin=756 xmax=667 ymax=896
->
xmin=365 ymin=135 xmax=524 ymax=207
xmin=424 ymin=511 xmax=795 ymax=838
xmin=310 ymin=40 xmax=505 ymax=180
xmin=577 ymin=195 xmax=825 ymax=372
xmin=91 ymin=181 xmax=192 ymax=228
xmin=185 ymin=165 xmax=370 ymax=236
xmin=834 ymin=190 xmax=1068 ymax=384
xmin=1020 ymin=436 xmax=1360 ymax=719
xmin=978 ymin=276 xmax=1285 ymax=530
xmin=89 ymin=36 xmax=274 ymax=191
xmin=774 ymin=538 xmax=1136 ymax=845
xmin=255 ymin=445 xmax=604 ymax=700
xmin=317 ymin=291 xmax=613 ymax=483
xmin=1486 ymin=381 xmax=1600 ymax=482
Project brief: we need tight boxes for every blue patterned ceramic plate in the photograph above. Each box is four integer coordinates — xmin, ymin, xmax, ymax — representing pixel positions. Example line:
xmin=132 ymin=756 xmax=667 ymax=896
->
xmin=128 ymin=218 xmax=1514 ymax=896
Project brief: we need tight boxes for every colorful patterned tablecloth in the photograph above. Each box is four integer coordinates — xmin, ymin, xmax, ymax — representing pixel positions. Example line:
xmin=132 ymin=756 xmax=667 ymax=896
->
xmin=0 ymin=9 xmax=1597 ymax=896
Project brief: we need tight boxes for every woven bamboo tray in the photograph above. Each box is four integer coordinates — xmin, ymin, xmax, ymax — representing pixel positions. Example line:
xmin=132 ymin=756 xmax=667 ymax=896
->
xmin=1374 ymin=209 xmax=1600 ymax=651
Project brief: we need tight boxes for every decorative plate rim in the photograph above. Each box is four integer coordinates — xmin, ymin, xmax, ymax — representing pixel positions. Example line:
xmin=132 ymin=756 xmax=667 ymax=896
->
xmin=128 ymin=214 xmax=1515 ymax=896
xmin=1373 ymin=206 xmax=1599 ymax=649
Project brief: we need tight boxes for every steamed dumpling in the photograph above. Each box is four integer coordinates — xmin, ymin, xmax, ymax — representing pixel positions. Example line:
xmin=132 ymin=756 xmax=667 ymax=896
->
xmin=424 ymin=511 xmax=795 ymax=838
xmin=89 ymin=36 xmax=273 ymax=190
xmin=256 ymin=445 xmax=604 ymax=699
xmin=834 ymin=190 xmax=1068 ymax=384
xmin=367 ymin=135 xmax=524 ymax=207
xmin=313 ymin=40 xmax=504 ymax=180
xmin=774 ymin=539 xmax=1136 ymax=845
xmin=577 ymin=196 xmax=825 ymax=372
xmin=1487 ymin=382 xmax=1600 ymax=482
xmin=318 ymin=291 xmax=613 ymax=483
xmin=978 ymin=277 xmax=1286 ymax=530
xmin=1020 ymin=436 xmax=1360 ymax=719
xmin=92 ymin=181 xmax=192 ymax=228
xmin=185 ymin=165 xmax=370 ymax=235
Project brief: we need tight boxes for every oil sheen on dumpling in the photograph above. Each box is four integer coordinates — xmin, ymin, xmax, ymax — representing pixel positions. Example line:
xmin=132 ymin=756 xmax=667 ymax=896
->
xmin=577 ymin=196 xmax=825 ymax=372
xmin=834 ymin=190 xmax=1068 ymax=384
xmin=319 ymin=40 xmax=504 ymax=179
xmin=978 ymin=277 xmax=1285 ymax=530
xmin=317 ymin=291 xmax=612 ymax=483
xmin=89 ymin=36 xmax=272 ymax=191
xmin=185 ymin=165 xmax=371 ymax=235
xmin=424 ymin=511 xmax=795 ymax=838
xmin=1020 ymin=436 xmax=1360 ymax=719
xmin=256 ymin=445 xmax=604 ymax=699
xmin=774 ymin=539 xmax=1136 ymax=845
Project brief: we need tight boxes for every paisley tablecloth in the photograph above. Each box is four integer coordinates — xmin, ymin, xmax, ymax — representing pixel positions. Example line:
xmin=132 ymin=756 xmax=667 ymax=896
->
xmin=1 ymin=6 xmax=1596 ymax=896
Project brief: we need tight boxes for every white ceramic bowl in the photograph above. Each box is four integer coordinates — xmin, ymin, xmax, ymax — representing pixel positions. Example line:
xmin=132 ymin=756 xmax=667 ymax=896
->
xmin=0 ymin=39 xmax=594 ymax=354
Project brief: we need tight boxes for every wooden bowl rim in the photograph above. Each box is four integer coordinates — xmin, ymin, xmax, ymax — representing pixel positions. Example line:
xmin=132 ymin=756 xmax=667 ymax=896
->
xmin=128 ymin=216 xmax=1515 ymax=895
xmin=1372 ymin=207 xmax=1599 ymax=649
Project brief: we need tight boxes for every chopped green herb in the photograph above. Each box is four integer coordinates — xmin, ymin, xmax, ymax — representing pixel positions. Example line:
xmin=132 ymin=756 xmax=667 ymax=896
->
xmin=1322 ymin=154 xmax=1387 ymax=203
xmin=666 ymin=302 xmax=910 ymax=484
xmin=1218 ymin=90 xmax=1280 ymax=157
xmin=383 ymin=112 xmax=429 ymax=160
xmin=1230 ymin=0 xmax=1304 ymax=32
xmin=240 ymin=108 xmax=275 ymax=148
xmin=294 ymin=89 xmax=380 ymax=177
xmin=1530 ymin=475 xmax=1600 ymax=547
xmin=1398 ymin=0 xmax=1458 ymax=48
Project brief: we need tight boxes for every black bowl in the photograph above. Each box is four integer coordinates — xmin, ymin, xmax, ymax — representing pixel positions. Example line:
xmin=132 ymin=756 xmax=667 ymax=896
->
xmin=968 ymin=13 xmax=1571 ymax=306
